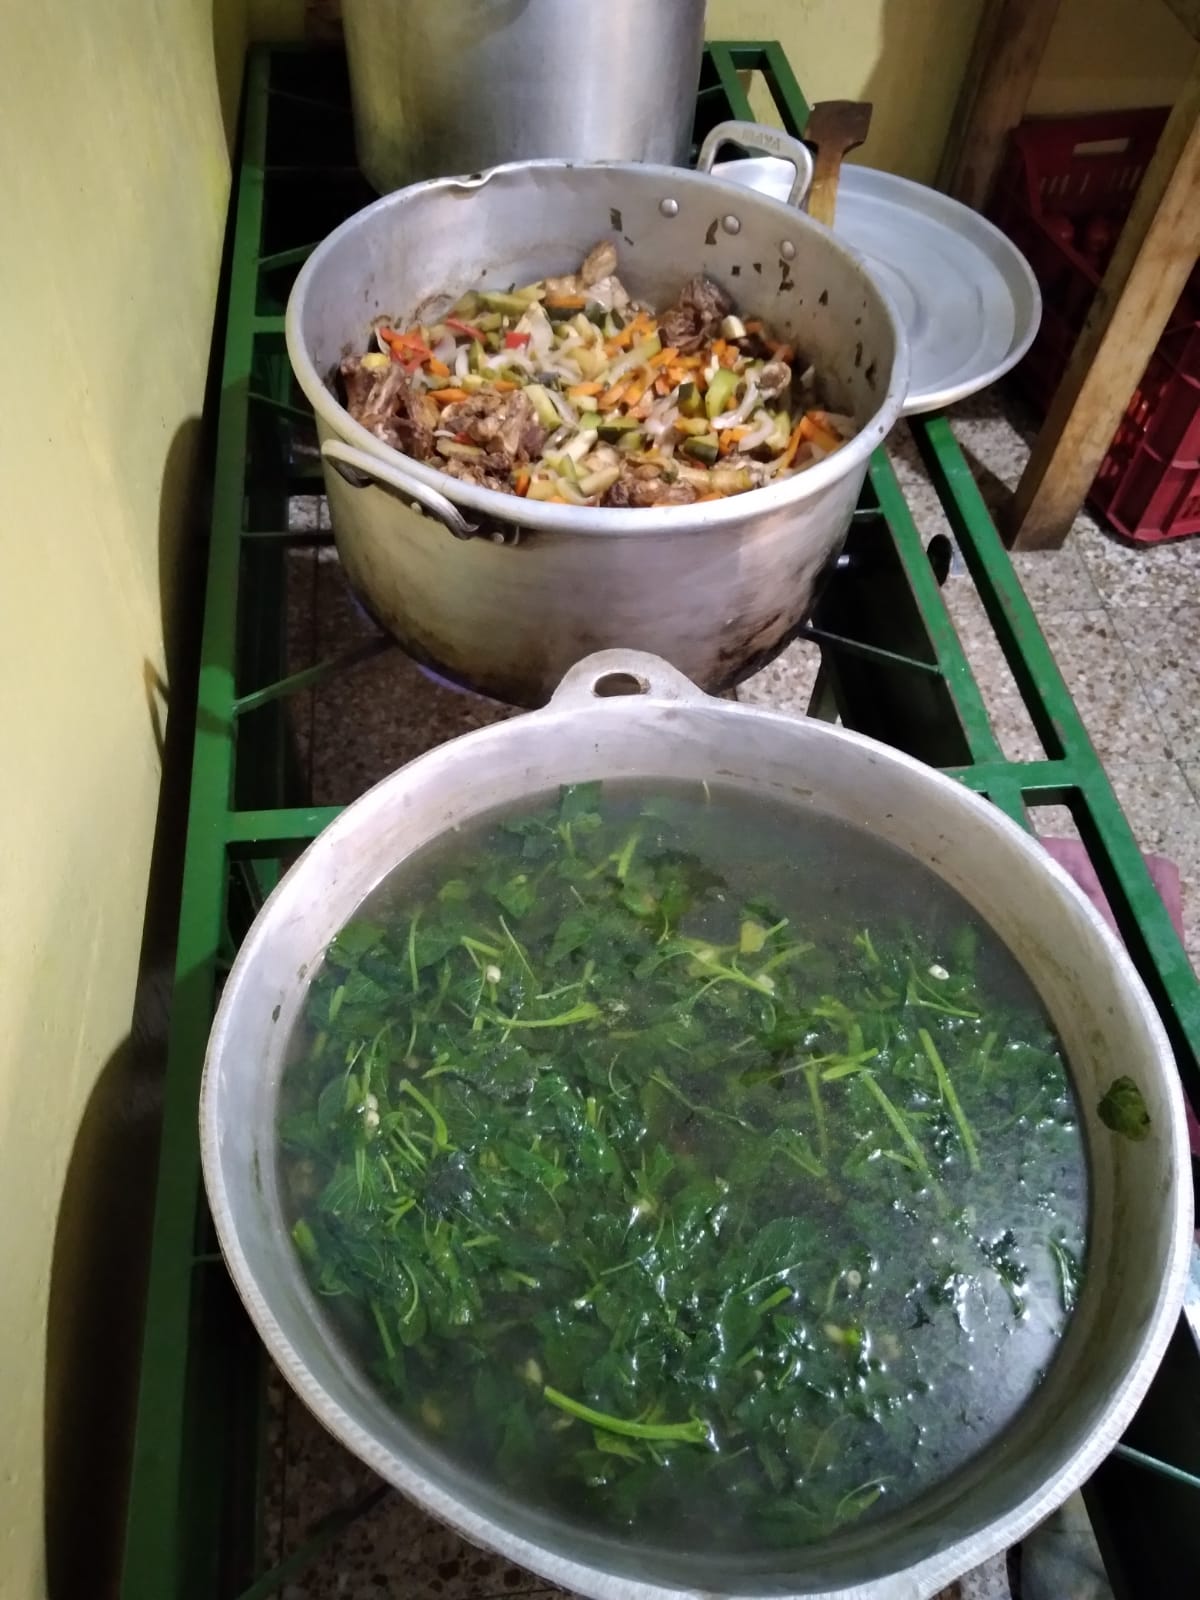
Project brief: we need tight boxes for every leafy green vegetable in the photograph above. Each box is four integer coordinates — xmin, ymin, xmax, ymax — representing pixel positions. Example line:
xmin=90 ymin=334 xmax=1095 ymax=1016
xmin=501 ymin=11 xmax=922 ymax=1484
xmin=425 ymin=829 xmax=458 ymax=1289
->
xmin=278 ymin=781 xmax=1087 ymax=1558
xmin=1097 ymin=1075 xmax=1152 ymax=1141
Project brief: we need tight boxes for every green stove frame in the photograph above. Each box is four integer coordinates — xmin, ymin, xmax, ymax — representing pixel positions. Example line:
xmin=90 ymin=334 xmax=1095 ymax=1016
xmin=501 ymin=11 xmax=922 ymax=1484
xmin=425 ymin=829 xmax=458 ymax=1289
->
xmin=117 ymin=43 xmax=1200 ymax=1600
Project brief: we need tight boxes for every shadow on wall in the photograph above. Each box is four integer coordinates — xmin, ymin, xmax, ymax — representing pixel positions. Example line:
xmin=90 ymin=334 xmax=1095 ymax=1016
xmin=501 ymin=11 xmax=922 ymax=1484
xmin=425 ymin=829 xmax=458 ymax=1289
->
xmin=846 ymin=0 xmax=983 ymax=184
xmin=42 ymin=2 xmax=247 ymax=1591
xmin=42 ymin=413 xmax=214 ymax=1600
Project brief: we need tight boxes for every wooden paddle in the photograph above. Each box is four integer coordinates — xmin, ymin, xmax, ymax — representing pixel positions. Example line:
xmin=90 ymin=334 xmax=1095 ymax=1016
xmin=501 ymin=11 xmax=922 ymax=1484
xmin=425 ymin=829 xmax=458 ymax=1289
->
xmin=804 ymin=100 xmax=874 ymax=226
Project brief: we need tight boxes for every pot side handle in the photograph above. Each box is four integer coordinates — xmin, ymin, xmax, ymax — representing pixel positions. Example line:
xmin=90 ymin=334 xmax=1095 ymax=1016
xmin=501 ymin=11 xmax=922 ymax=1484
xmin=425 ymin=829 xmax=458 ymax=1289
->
xmin=696 ymin=120 xmax=814 ymax=211
xmin=548 ymin=650 xmax=711 ymax=709
xmin=320 ymin=438 xmax=480 ymax=541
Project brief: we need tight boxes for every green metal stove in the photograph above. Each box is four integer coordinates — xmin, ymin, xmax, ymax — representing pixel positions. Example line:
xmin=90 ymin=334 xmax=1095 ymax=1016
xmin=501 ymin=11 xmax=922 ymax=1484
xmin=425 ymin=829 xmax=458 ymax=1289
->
xmin=116 ymin=42 xmax=1200 ymax=1600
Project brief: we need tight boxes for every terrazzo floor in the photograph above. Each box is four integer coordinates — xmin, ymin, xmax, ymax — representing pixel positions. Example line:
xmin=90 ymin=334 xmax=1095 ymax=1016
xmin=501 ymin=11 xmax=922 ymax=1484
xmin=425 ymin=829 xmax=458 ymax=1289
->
xmin=263 ymin=386 xmax=1198 ymax=1599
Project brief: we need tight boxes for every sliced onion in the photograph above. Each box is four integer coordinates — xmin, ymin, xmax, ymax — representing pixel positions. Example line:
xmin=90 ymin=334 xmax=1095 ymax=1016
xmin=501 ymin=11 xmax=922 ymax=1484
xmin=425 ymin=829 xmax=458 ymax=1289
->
xmin=644 ymin=396 xmax=680 ymax=440
xmin=520 ymin=304 xmax=555 ymax=360
xmin=601 ymin=345 xmax=652 ymax=386
xmin=432 ymin=333 xmax=457 ymax=366
xmin=454 ymin=345 xmax=471 ymax=380
xmin=548 ymin=388 xmax=579 ymax=428
xmin=736 ymin=413 xmax=775 ymax=453
xmin=712 ymin=377 xmax=760 ymax=431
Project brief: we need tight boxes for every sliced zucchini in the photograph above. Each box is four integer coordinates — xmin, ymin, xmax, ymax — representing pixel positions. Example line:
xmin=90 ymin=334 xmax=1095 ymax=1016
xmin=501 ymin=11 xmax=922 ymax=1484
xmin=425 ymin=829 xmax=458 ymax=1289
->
xmin=525 ymin=384 xmax=563 ymax=430
xmin=705 ymin=368 xmax=739 ymax=420
xmin=436 ymin=438 xmax=485 ymax=462
xmin=682 ymin=434 xmax=720 ymax=464
xmin=597 ymin=415 xmax=642 ymax=442
xmin=578 ymin=465 xmax=621 ymax=497
xmin=479 ymin=291 xmax=536 ymax=316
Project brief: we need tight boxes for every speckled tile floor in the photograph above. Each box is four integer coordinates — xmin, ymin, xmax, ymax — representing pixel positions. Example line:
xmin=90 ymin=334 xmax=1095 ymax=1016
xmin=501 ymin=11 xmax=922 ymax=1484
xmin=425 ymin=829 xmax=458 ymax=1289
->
xmin=266 ymin=386 xmax=1199 ymax=1597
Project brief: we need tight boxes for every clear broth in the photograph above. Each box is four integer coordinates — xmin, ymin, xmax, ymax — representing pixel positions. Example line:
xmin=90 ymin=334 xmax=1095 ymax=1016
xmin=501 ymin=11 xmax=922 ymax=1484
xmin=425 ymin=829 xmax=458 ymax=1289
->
xmin=278 ymin=780 xmax=1088 ymax=1557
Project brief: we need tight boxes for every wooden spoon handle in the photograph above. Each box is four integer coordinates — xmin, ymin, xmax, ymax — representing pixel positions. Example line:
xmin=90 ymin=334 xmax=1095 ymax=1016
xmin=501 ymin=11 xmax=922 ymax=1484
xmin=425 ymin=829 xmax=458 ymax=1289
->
xmin=808 ymin=148 xmax=850 ymax=228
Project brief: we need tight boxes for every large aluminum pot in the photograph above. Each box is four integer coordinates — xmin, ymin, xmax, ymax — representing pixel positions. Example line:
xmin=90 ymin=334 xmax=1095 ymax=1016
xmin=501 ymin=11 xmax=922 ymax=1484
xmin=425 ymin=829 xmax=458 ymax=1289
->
xmin=342 ymin=0 xmax=708 ymax=191
xmin=202 ymin=649 xmax=1191 ymax=1600
xmin=286 ymin=123 xmax=910 ymax=707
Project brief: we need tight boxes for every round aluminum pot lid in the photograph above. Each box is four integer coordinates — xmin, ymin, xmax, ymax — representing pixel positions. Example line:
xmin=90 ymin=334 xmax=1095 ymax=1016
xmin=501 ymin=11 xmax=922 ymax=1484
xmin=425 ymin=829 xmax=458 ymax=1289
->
xmin=714 ymin=157 xmax=1042 ymax=414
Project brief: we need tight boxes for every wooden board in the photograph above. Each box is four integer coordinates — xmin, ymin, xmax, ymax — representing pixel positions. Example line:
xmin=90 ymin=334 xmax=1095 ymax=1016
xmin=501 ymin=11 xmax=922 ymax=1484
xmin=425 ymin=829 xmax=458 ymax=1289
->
xmin=940 ymin=0 xmax=1063 ymax=209
xmin=1006 ymin=55 xmax=1200 ymax=550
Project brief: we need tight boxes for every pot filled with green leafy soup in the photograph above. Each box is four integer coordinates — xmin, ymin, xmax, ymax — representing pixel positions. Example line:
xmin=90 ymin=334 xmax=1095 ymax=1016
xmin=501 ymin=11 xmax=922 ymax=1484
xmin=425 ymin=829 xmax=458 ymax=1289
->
xmin=201 ymin=650 xmax=1192 ymax=1600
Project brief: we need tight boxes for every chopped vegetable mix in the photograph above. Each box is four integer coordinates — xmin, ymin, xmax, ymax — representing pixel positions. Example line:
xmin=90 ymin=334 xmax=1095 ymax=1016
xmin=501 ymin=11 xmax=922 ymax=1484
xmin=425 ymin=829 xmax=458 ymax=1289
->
xmin=335 ymin=243 xmax=856 ymax=508
xmin=279 ymin=782 xmax=1087 ymax=1560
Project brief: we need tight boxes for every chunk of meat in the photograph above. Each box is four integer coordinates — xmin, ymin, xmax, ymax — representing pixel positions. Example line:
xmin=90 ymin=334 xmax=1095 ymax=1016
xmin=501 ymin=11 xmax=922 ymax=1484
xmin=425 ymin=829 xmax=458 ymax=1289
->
xmin=580 ymin=241 xmax=617 ymax=287
xmin=603 ymin=464 xmax=698 ymax=508
xmin=547 ymin=242 xmax=629 ymax=308
xmin=657 ymin=275 xmax=734 ymax=355
xmin=442 ymin=389 xmax=546 ymax=463
xmin=582 ymin=274 xmax=631 ymax=312
xmin=440 ymin=453 xmax=512 ymax=492
xmin=757 ymin=359 xmax=793 ymax=400
xmin=339 ymin=356 xmax=438 ymax=457
xmin=544 ymin=272 xmax=582 ymax=298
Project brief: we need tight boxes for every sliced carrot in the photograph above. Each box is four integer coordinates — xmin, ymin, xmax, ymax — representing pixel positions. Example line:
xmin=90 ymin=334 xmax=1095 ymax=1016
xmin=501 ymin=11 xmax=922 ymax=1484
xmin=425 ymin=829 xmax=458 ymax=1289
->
xmin=666 ymin=364 xmax=690 ymax=387
xmin=781 ymin=416 xmax=807 ymax=469
xmin=719 ymin=427 xmax=749 ymax=456
xmin=492 ymin=378 xmax=520 ymax=392
xmin=544 ymin=293 xmax=587 ymax=310
xmin=598 ymin=380 xmax=628 ymax=409
xmin=800 ymin=414 xmax=841 ymax=451
xmin=654 ymin=375 xmax=673 ymax=396
xmin=426 ymin=357 xmax=451 ymax=379
xmin=429 ymin=387 xmax=471 ymax=404
xmin=648 ymin=346 xmax=679 ymax=369
xmin=608 ymin=312 xmax=650 ymax=352
xmin=623 ymin=375 xmax=649 ymax=409
xmin=514 ymin=470 xmax=531 ymax=496
xmin=567 ymin=381 xmax=603 ymax=399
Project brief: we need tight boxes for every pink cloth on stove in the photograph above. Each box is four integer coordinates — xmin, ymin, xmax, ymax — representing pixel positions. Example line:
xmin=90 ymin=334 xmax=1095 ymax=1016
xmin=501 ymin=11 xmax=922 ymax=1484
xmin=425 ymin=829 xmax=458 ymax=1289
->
xmin=1041 ymin=837 xmax=1200 ymax=1160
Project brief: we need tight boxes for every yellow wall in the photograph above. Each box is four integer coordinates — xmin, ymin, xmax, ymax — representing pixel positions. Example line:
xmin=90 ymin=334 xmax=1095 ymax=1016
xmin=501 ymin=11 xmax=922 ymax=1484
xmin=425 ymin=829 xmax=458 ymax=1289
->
xmin=1030 ymin=0 xmax=1198 ymax=113
xmin=708 ymin=0 xmax=985 ymax=182
xmin=0 ymin=1 xmax=244 ymax=1595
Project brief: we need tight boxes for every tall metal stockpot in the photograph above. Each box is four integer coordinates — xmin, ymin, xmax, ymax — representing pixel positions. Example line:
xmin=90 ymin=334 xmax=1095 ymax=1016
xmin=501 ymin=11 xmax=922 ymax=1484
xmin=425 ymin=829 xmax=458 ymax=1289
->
xmin=341 ymin=0 xmax=708 ymax=191
xmin=202 ymin=649 xmax=1191 ymax=1600
xmin=286 ymin=124 xmax=912 ymax=707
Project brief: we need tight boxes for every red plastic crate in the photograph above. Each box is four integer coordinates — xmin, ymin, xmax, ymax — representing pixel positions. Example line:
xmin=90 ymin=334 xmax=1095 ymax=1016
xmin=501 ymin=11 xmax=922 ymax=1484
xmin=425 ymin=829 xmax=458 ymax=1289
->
xmin=988 ymin=107 xmax=1170 ymax=413
xmin=989 ymin=107 xmax=1200 ymax=542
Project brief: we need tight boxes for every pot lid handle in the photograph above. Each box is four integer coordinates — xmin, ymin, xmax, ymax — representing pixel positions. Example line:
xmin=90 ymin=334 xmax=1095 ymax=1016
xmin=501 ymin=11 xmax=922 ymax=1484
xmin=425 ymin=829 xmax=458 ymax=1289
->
xmin=696 ymin=120 xmax=814 ymax=211
xmin=548 ymin=650 xmax=711 ymax=709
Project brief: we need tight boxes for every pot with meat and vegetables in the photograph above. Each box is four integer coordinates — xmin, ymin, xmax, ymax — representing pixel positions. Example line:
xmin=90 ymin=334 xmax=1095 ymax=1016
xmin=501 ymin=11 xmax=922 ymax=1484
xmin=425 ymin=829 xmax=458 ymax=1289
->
xmin=286 ymin=123 xmax=911 ymax=706
xmin=338 ymin=240 xmax=856 ymax=509
xmin=203 ymin=650 xmax=1191 ymax=1600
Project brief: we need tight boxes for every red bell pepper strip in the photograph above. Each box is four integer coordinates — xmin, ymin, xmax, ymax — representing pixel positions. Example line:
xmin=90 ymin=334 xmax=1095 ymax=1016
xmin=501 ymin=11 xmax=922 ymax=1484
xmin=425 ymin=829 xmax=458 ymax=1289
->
xmin=379 ymin=326 xmax=433 ymax=361
xmin=504 ymin=331 xmax=531 ymax=349
xmin=446 ymin=316 xmax=488 ymax=342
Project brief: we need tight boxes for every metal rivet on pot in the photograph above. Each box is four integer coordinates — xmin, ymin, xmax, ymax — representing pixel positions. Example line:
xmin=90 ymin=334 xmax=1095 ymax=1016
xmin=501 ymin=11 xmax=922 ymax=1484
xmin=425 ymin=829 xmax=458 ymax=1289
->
xmin=659 ymin=198 xmax=679 ymax=218
xmin=781 ymin=240 xmax=797 ymax=261
xmin=722 ymin=214 xmax=741 ymax=235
